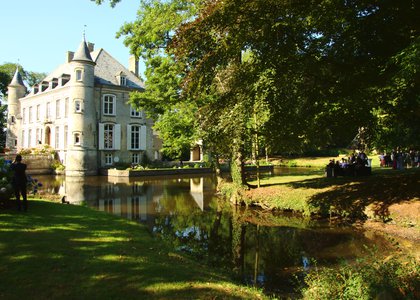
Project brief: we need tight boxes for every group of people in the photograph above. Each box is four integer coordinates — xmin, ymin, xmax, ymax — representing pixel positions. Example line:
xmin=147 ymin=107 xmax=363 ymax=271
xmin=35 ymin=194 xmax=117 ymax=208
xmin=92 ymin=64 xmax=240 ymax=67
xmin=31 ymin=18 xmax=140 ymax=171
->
xmin=326 ymin=151 xmax=371 ymax=177
xmin=379 ymin=149 xmax=420 ymax=169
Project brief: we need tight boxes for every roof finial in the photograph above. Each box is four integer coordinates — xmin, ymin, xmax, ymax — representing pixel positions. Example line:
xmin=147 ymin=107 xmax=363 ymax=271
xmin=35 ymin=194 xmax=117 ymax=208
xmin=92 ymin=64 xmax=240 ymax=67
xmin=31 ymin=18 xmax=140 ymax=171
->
xmin=83 ymin=25 xmax=87 ymax=41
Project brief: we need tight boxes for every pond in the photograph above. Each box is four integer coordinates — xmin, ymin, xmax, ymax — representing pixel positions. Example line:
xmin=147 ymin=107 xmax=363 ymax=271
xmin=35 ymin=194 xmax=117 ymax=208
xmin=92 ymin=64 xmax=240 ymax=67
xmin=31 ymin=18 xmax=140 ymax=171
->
xmin=34 ymin=168 xmax=395 ymax=296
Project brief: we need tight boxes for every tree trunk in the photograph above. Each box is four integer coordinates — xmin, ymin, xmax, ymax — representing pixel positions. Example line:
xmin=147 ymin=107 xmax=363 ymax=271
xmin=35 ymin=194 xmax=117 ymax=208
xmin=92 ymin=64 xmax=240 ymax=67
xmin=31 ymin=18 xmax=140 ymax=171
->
xmin=231 ymin=147 xmax=246 ymax=188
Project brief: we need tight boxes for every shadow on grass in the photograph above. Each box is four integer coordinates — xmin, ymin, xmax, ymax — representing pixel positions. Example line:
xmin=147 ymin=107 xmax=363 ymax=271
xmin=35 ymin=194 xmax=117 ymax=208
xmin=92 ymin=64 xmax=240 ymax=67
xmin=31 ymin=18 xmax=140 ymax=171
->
xmin=0 ymin=200 xmax=257 ymax=300
xmin=285 ymin=168 xmax=420 ymax=220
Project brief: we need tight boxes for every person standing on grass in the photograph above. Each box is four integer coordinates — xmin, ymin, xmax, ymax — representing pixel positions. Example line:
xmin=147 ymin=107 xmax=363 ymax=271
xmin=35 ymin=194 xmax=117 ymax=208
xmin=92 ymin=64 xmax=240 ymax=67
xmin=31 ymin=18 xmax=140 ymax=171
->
xmin=10 ymin=154 xmax=28 ymax=211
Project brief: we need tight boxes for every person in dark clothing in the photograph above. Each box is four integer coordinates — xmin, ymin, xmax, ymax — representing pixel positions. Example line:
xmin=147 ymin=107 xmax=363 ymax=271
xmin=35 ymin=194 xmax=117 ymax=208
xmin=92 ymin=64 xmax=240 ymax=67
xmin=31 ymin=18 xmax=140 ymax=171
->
xmin=10 ymin=154 xmax=28 ymax=211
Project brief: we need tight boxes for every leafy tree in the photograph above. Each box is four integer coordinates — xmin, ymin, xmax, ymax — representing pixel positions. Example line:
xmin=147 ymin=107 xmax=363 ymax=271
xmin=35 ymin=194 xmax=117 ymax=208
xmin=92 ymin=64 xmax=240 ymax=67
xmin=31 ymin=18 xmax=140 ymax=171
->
xmin=114 ymin=0 xmax=204 ymax=161
xmin=172 ymin=0 xmax=419 ymax=159
xmin=97 ymin=0 xmax=418 ymax=185
xmin=0 ymin=63 xmax=47 ymax=97
xmin=0 ymin=63 xmax=47 ymax=149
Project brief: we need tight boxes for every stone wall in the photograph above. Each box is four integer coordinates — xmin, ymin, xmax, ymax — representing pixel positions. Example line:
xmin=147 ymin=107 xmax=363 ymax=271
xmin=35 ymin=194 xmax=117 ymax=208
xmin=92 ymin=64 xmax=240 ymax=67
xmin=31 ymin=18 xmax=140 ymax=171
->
xmin=3 ymin=154 xmax=54 ymax=175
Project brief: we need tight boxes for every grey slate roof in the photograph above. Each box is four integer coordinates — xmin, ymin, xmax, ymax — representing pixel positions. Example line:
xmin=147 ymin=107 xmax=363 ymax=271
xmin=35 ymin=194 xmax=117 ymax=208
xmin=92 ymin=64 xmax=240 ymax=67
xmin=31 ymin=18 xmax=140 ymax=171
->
xmin=91 ymin=49 xmax=144 ymax=89
xmin=41 ymin=45 xmax=144 ymax=91
xmin=73 ymin=40 xmax=94 ymax=63
xmin=9 ymin=68 xmax=25 ymax=87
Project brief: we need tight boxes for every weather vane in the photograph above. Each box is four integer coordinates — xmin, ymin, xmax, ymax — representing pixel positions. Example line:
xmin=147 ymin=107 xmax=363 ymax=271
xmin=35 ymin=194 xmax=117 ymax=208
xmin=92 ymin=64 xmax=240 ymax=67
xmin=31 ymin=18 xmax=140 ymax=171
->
xmin=83 ymin=25 xmax=87 ymax=40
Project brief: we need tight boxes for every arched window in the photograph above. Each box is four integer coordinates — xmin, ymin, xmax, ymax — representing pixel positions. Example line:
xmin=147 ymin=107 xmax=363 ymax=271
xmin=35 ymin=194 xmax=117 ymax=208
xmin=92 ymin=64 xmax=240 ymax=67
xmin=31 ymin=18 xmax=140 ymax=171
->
xmin=99 ymin=123 xmax=121 ymax=150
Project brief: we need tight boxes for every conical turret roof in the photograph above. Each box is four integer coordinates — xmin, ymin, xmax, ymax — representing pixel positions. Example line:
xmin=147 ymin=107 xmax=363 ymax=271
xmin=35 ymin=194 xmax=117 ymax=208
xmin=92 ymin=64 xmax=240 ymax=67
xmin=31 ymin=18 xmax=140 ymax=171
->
xmin=72 ymin=39 xmax=94 ymax=64
xmin=9 ymin=67 xmax=25 ymax=87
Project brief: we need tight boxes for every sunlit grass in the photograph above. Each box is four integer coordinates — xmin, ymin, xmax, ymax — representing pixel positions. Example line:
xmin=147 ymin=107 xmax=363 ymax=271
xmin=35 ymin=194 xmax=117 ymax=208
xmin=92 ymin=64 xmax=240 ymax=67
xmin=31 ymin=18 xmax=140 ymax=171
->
xmin=245 ymin=166 xmax=420 ymax=218
xmin=0 ymin=199 xmax=267 ymax=300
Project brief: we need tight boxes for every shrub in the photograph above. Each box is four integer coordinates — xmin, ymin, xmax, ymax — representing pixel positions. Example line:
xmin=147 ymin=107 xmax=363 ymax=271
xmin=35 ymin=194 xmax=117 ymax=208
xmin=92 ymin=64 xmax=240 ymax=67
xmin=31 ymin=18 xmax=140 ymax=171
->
xmin=114 ymin=162 xmax=131 ymax=170
xmin=51 ymin=160 xmax=65 ymax=171
xmin=0 ymin=159 xmax=42 ymax=198
xmin=302 ymin=253 xmax=419 ymax=300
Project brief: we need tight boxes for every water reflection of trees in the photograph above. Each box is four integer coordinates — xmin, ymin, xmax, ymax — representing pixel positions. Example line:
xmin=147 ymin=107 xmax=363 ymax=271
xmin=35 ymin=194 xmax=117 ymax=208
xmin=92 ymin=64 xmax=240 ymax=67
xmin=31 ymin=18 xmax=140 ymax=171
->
xmin=35 ymin=175 xmax=389 ymax=295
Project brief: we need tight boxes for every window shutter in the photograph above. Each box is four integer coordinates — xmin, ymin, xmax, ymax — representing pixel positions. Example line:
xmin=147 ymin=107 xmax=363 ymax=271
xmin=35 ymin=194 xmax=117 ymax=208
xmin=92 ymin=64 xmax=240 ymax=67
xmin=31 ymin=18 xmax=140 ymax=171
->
xmin=98 ymin=123 xmax=104 ymax=150
xmin=114 ymin=124 xmax=121 ymax=150
xmin=140 ymin=125 xmax=147 ymax=150
xmin=127 ymin=125 xmax=132 ymax=150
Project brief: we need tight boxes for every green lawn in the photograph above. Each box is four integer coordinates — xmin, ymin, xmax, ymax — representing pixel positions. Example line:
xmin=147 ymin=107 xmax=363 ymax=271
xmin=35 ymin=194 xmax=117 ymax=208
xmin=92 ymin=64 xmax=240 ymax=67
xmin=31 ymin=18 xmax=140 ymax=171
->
xmin=246 ymin=167 xmax=420 ymax=219
xmin=0 ymin=200 xmax=265 ymax=300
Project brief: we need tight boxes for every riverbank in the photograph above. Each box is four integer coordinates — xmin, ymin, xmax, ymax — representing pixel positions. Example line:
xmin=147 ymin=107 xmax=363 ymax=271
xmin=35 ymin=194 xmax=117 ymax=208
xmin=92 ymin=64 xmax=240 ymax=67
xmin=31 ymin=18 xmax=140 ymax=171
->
xmin=237 ymin=167 xmax=419 ymax=245
xmin=0 ymin=200 xmax=265 ymax=300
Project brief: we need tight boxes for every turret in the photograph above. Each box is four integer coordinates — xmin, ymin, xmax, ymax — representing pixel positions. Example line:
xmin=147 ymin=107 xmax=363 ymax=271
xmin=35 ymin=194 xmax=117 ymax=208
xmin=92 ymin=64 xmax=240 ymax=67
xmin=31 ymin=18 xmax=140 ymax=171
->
xmin=6 ymin=68 xmax=27 ymax=150
xmin=66 ymin=39 xmax=98 ymax=176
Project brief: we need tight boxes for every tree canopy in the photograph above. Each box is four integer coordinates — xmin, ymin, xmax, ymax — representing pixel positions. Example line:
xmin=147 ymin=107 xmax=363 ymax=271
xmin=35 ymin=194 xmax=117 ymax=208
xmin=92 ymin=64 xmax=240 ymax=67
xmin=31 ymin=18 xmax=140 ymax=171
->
xmin=96 ymin=0 xmax=419 ymax=180
xmin=172 ymin=0 xmax=419 ymax=153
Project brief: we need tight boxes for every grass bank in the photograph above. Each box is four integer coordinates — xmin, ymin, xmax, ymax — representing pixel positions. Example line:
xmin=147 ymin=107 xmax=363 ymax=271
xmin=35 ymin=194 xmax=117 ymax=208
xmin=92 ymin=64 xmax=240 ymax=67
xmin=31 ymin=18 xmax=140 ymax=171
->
xmin=243 ymin=167 xmax=420 ymax=224
xmin=0 ymin=200 xmax=265 ymax=300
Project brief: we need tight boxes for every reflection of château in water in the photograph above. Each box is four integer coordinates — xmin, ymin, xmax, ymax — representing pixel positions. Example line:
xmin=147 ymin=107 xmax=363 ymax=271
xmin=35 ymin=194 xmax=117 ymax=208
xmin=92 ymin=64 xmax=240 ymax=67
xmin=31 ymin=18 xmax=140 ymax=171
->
xmin=51 ymin=175 xmax=216 ymax=226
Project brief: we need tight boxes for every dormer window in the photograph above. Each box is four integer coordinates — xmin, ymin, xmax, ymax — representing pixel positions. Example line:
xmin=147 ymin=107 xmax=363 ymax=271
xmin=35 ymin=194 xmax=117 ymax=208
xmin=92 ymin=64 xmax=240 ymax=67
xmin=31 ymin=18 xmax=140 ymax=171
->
xmin=120 ymin=76 xmax=126 ymax=86
xmin=116 ymin=71 xmax=127 ymax=86
xmin=51 ymin=78 xmax=58 ymax=89
xmin=60 ymin=74 xmax=71 ymax=86
xmin=41 ymin=81 xmax=49 ymax=92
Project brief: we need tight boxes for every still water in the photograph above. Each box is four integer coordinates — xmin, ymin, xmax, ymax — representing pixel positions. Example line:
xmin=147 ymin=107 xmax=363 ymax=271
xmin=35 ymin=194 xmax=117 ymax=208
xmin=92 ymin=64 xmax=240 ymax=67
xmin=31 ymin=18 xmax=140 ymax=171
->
xmin=34 ymin=168 xmax=392 ymax=295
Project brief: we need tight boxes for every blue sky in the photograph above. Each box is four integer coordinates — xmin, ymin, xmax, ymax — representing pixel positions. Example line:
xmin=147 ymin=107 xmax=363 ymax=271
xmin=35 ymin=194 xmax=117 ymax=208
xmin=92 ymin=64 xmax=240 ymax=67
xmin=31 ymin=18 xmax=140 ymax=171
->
xmin=1 ymin=0 xmax=144 ymax=77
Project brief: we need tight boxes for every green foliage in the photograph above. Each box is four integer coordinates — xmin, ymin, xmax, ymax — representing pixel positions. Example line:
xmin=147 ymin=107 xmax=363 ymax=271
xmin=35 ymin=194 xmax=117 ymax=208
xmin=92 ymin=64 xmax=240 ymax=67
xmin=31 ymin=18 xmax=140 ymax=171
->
xmin=18 ymin=145 xmax=56 ymax=156
xmin=302 ymin=254 xmax=419 ymax=300
xmin=114 ymin=162 xmax=131 ymax=170
xmin=0 ymin=158 xmax=13 ymax=199
xmin=50 ymin=160 xmax=65 ymax=171
xmin=153 ymin=102 xmax=199 ymax=159
xmin=0 ymin=63 xmax=47 ymax=96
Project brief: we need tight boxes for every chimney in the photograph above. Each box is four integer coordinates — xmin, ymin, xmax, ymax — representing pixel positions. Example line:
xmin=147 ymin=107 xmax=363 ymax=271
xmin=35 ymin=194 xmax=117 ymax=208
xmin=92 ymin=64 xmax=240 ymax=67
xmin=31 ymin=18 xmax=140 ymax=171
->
xmin=129 ymin=55 xmax=139 ymax=77
xmin=87 ymin=42 xmax=95 ymax=52
xmin=66 ymin=51 xmax=74 ymax=63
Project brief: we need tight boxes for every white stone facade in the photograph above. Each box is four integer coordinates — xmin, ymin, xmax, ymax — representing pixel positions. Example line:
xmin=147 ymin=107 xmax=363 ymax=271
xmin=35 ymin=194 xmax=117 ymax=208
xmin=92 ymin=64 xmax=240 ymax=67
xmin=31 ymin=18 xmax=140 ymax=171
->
xmin=6 ymin=40 xmax=161 ymax=176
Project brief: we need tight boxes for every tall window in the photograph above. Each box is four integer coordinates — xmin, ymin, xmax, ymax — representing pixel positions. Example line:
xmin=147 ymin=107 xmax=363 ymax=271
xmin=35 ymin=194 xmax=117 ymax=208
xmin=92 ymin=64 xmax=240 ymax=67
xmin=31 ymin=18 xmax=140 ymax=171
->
xmin=104 ymin=124 xmax=114 ymax=149
xmin=36 ymin=128 xmax=42 ymax=145
xmin=28 ymin=129 xmax=32 ymax=147
xmin=76 ymin=69 xmax=82 ymax=81
xmin=127 ymin=125 xmax=146 ymax=150
xmin=64 ymin=126 xmax=68 ymax=148
xmin=36 ymin=105 xmax=41 ymax=121
xmin=29 ymin=107 xmax=33 ymax=123
xmin=130 ymin=106 xmax=142 ymax=118
xmin=103 ymin=95 xmax=116 ymax=115
xmin=99 ymin=123 xmax=120 ymax=150
xmin=22 ymin=108 xmax=26 ymax=124
xmin=21 ymin=130 xmax=25 ymax=148
xmin=56 ymin=99 xmax=61 ymax=118
xmin=131 ymin=125 xmax=140 ymax=149
xmin=46 ymin=102 xmax=51 ymax=119
xmin=65 ymin=98 xmax=69 ymax=117
xmin=55 ymin=126 xmax=60 ymax=149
